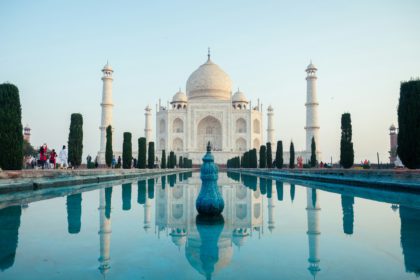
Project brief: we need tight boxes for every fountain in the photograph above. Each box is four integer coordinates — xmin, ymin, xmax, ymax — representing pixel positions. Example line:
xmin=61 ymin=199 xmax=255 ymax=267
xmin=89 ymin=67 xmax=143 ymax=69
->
xmin=196 ymin=142 xmax=224 ymax=216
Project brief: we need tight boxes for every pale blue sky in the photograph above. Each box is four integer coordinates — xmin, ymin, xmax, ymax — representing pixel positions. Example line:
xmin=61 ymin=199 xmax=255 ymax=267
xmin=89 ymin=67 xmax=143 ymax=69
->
xmin=1 ymin=0 xmax=419 ymax=163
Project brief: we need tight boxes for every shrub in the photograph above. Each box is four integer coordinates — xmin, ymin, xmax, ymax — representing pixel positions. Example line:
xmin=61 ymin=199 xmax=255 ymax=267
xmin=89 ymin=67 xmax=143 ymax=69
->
xmin=105 ymin=125 xmax=113 ymax=167
xmin=122 ymin=132 xmax=132 ymax=169
xmin=340 ymin=113 xmax=354 ymax=168
xmin=137 ymin=137 xmax=146 ymax=169
xmin=275 ymin=140 xmax=283 ymax=169
xmin=148 ymin=142 xmax=155 ymax=169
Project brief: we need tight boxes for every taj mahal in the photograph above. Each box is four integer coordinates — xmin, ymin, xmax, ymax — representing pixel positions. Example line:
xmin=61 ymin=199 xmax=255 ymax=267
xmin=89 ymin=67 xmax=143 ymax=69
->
xmin=97 ymin=50 xmax=320 ymax=165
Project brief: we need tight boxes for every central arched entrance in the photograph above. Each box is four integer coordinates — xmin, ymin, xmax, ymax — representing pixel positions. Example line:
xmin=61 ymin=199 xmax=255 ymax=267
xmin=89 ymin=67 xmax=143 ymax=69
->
xmin=197 ymin=116 xmax=222 ymax=151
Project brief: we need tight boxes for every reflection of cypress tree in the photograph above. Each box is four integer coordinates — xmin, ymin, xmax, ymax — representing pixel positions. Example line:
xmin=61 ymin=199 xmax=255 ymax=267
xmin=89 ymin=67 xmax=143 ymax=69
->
xmin=169 ymin=174 xmax=176 ymax=187
xmin=400 ymin=206 xmax=420 ymax=276
xmin=259 ymin=178 xmax=267 ymax=195
xmin=267 ymin=180 xmax=273 ymax=198
xmin=276 ymin=181 xmax=284 ymax=201
xmin=148 ymin=178 xmax=155 ymax=199
xmin=161 ymin=176 xmax=166 ymax=189
xmin=66 ymin=193 xmax=82 ymax=234
xmin=105 ymin=187 xmax=113 ymax=219
xmin=0 ymin=206 xmax=21 ymax=271
xmin=227 ymin=171 xmax=240 ymax=182
xmin=179 ymin=173 xmax=183 ymax=182
xmin=311 ymin=188 xmax=317 ymax=208
xmin=183 ymin=172 xmax=193 ymax=180
xmin=137 ymin=180 xmax=146 ymax=205
xmin=290 ymin=184 xmax=295 ymax=202
xmin=341 ymin=195 xmax=354 ymax=235
xmin=122 ymin=183 xmax=132 ymax=211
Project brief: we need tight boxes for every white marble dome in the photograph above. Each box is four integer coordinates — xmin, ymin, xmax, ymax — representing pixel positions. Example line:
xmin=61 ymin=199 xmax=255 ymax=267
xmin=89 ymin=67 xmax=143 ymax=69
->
xmin=232 ymin=89 xmax=248 ymax=103
xmin=186 ymin=57 xmax=232 ymax=101
xmin=171 ymin=89 xmax=187 ymax=103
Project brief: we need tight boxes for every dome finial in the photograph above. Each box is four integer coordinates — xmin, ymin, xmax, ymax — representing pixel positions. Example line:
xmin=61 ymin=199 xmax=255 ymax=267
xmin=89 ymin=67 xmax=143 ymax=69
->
xmin=207 ymin=141 xmax=211 ymax=152
xmin=207 ymin=47 xmax=211 ymax=61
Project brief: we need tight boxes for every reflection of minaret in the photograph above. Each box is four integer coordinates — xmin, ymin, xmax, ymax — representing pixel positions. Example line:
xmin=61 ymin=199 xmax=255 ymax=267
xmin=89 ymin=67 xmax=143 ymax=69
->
xmin=0 ymin=206 xmax=22 ymax=271
xmin=67 ymin=193 xmax=82 ymax=234
xmin=306 ymin=188 xmax=321 ymax=278
xmin=122 ymin=183 xmax=132 ymax=211
xmin=267 ymin=180 xmax=275 ymax=232
xmin=341 ymin=195 xmax=354 ymax=235
xmin=98 ymin=188 xmax=111 ymax=276
xmin=144 ymin=179 xmax=154 ymax=232
xmin=399 ymin=206 xmax=420 ymax=276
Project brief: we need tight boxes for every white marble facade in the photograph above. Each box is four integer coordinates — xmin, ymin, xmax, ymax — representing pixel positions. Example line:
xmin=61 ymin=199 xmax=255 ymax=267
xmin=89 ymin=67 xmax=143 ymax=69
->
xmin=156 ymin=54 xmax=264 ymax=164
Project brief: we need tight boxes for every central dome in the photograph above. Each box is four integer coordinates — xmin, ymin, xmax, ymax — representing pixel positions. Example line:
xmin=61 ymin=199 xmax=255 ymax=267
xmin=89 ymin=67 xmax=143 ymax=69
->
xmin=186 ymin=57 xmax=232 ymax=101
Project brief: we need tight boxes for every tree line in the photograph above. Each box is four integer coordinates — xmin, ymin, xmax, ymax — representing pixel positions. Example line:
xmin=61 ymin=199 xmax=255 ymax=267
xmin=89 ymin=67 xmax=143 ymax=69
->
xmin=0 ymin=80 xmax=419 ymax=170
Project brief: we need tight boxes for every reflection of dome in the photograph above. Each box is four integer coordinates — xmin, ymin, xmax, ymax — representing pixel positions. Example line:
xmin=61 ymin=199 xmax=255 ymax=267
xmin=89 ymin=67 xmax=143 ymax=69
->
xmin=186 ymin=56 xmax=232 ymax=101
xmin=232 ymin=90 xmax=248 ymax=103
xmin=232 ymin=228 xmax=249 ymax=248
xmin=171 ymin=89 xmax=188 ymax=104
xmin=170 ymin=228 xmax=187 ymax=248
xmin=186 ymin=237 xmax=233 ymax=279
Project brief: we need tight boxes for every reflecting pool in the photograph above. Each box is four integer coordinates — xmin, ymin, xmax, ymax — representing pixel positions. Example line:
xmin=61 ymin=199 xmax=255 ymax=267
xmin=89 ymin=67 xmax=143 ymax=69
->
xmin=0 ymin=171 xmax=419 ymax=279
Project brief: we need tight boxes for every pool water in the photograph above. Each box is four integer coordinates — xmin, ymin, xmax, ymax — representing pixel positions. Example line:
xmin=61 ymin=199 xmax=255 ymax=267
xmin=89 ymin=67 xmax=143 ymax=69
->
xmin=0 ymin=172 xmax=419 ymax=280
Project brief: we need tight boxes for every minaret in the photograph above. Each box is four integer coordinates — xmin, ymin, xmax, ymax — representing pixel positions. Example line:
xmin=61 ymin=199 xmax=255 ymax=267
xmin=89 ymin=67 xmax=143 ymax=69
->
xmin=144 ymin=105 xmax=153 ymax=146
xmin=98 ymin=62 xmax=114 ymax=164
xmin=98 ymin=188 xmax=111 ymax=276
xmin=305 ymin=62 xmax=320 ymax=159
xmin=389 ymin=124 xmax=398 ymax=164
xmin=267 ymin=105 xmax=276 ymax=151
xmin=306 ymin=188 xmax=321 ymax=278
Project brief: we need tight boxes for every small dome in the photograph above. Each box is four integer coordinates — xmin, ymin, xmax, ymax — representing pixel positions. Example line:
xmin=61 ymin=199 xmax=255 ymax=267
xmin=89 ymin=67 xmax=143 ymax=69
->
xmin=171 ymin=89 xmax=188 ymax=103
xmin=390 ymin=124 xmax=396 ymax=130
xmin=232 ymin=89 xmax=248 ymax=103
xmin=306 ymin=61 xmax=317 ymax=71
xmin=267 ymin=105 xmax=273 ymax=111
xmin=186 ymin=56 xmax=232 ymax=101
xmin=102 ymin=62 xmax=113 ymax=72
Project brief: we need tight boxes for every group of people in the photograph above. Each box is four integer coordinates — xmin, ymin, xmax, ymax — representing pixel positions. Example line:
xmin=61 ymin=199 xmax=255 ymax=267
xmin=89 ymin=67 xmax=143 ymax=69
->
xmin=25 ymin=144 xmax=69 ymax=169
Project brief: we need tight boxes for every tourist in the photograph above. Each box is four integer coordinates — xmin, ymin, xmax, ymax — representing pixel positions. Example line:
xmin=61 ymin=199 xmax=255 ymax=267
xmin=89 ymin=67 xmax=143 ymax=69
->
xmin=94 ymin=156 xmax=99 ymax=168
xmin=117 ymin=156 xmax=121 ymax=168
xmin=39 ymin=143 xmax=48 ymax=169
xmin=111 ymin=155 xmax=116 ymax=168
xmin=49 ymin=149 xmax=57 ymax=169
xmin=133 ymin=157 xmax=137 ymax=168
xmin=86 ymin=155 xmax=92 ymax=167
xmin=59 ymin=145 xmax=68 ymax=169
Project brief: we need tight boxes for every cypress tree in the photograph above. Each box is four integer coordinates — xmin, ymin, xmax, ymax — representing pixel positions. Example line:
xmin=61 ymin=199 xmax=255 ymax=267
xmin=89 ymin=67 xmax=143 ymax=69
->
xmin=161 ymin=150 xmax=166 ymax=168
xmin=179 ymin=156 xmax=183 ymax=168
xmin=266 ymin=142 xmax=273 ymax=168
xmin=105 ymin=125 xmax=113 ymax=167
xmin=148 ymin=142 xmax=155 ymax=169
xmin=122 ymin=132 xmax=132 ymax=169
xmin=259 ymin=145 xmax=267 ymax=168
xmin=289 ymin=141 xmax=295 ymax=169
xmin=174 ymin=154 xmax=177 ymax=168
xmin=251 ymin=148 xmax=258 ymax=168
xmin=397 ymin=80 xmax=420 ymax=169
xmin=275 ymin=140 xmax=283 ymax=169
xmin=340 ymin=113 xmax=354 ymax=169
xmin=310 ymin=136 xmax=317 ymax=167
xmin=0 ymin=83 xmax=23 ymax=170
xmin=68 ymin=113 xmax=83 ymax=168
xmin=137 ymin=137 xmax=146 ymax=169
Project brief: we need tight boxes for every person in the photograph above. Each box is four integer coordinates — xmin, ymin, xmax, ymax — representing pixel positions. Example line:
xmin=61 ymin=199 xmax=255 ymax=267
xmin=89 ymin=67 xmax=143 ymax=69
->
xmin=117 ymin=156 xmax=122 ymax=168
xmin=49 ymin=149 xmax=57 ymax=169
xmin=39 ymin=143 xmax=48 ymax=169
xmin=320 ymin=161 xmax=324 ymax=168
xmin=111 ymin=155 xmax=116 ymax=168
xmin=132 ymin=157 xmax=137 ymax=168
xmin=59 ymin=145 xmax=68 ymax=169
xmin=86 ymin=155 xmax=92 ymax=168
xmin=94 ymin=156 xmax=99 ymax=168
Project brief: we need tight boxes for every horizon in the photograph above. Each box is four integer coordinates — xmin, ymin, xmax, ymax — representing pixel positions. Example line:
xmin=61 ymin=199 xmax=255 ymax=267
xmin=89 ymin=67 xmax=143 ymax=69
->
xmin=1 ymin=0 xmax=420 ymax=163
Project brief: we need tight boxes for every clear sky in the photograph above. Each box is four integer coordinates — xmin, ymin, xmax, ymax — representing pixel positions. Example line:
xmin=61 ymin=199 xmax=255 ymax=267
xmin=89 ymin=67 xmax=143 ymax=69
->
xmin=1 ymin=0 xmax=419 ymax=163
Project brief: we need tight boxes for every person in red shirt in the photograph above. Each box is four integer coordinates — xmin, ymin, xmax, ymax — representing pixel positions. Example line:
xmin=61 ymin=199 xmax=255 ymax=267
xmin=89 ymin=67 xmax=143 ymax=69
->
xmin=49 ymin=149 xmax=57 ymax=169
xmin=39 ymin=143 xmax=48 ymax=169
